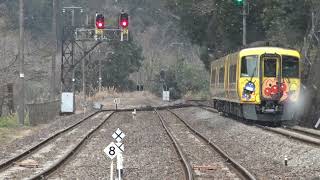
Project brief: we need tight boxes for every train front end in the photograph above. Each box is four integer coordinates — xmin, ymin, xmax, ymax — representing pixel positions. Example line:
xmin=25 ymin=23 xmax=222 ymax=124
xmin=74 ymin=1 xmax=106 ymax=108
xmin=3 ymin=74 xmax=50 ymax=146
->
xmin=238 ymin=47 xmax=301 ymax=121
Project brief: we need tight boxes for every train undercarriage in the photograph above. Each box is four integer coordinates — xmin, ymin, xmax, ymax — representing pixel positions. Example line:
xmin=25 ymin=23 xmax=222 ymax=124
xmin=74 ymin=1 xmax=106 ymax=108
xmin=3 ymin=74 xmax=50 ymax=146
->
xmin=213 ymin=99 xmax=297 ymax=123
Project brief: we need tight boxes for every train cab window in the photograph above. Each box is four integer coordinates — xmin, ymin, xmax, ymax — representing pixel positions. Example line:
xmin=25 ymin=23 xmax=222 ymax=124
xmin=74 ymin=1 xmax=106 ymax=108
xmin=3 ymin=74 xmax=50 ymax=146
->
xmin=241 ymin=55 xmax=258 ymax=77
xmin=282 ymin=56 xmax=299 ymax=78
xmin=264 ymin=59 xmax=277 ymax=77
xmin=219 ymin=67 xmax=224 ymax=84
xmin=211 ymin=69 xmax=216 ymax=86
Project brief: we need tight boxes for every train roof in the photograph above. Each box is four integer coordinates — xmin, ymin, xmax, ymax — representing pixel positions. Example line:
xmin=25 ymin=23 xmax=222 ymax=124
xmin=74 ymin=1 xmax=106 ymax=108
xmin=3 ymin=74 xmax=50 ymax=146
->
xmin=239 ymin=47 xmax=301 ymax=58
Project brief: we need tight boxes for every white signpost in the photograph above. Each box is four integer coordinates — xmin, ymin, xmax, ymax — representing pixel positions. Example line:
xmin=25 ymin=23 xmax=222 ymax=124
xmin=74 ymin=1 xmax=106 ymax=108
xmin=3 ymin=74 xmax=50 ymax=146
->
xmin=104 ymin=142 xmax=120 ymax=160
xmin=112 ymin=128 xmax=125 ymax=142
xmin=114 ymin=98 xmax=120 ymax=110
xmin=315 ymin=117 xmax=320 ymax=129
xmin=104 ymin=142 xmax=120 ymax=180
xmin=104 ymin=128 xmax=125 ymax=180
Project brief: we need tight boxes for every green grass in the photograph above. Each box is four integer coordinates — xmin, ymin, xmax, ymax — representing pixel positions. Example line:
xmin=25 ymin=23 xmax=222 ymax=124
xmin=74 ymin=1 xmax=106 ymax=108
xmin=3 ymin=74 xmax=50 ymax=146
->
xmin=0 ymin=113 xmax=30 ymax=128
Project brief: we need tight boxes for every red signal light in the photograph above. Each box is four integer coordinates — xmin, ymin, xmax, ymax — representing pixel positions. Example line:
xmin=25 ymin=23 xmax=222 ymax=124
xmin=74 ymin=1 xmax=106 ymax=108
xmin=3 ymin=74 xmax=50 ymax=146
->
xmin=96 ymin=14 xmax=105 ymax=29
xmin=120 ymin=12 xmax=129 ymax=28
xmin=121 ymin=20 xmax=128 ymax=28
xmin=97 ymin=22 xmax=104 ymax=28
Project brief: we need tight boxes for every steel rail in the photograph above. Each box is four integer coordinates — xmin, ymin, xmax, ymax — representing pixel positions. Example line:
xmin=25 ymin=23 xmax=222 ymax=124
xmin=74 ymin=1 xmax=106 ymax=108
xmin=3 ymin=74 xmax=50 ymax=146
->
xmin=199 ymin=105 xmax=320 ymax=146
xmin=256 ymin=125 xmax=320 ymax=146
xmin=287 ymin=126 xmax=320 ymax=139
xmin=28 ymin=112 xmax=115 ymax=180
xmin=167 ymin=109 xmax=256 ymax=180
xmin=103 ymin=103 xmax=194 ymax=112
xmin=198 ymin=106 xmax=218 ymax=113
xmin=0 ymin=111 xmax=101 ymax=170
xmin=155 ymin=110 xmax=194 ymax=180
xmin=0 ymin=104 xmax=195 ymax=172
xmin=198 ymin=105 xmax=320 ymax=147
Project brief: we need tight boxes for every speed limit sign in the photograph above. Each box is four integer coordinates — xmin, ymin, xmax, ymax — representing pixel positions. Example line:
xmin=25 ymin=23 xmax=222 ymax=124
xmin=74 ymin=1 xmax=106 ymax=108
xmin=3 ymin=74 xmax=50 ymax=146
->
xmin=104 ymin=142 xmax=120 ymax=159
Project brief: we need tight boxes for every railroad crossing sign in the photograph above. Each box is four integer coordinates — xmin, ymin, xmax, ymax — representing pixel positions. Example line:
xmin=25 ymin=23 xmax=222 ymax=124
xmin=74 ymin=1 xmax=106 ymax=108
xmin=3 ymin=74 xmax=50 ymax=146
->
xmin=112 ymin=128 xmax=125 ymax=142
xmin=115 ymin=142 xmax=124 ymax=152
xmin=104 ymin=142 xmax=120 ymax=159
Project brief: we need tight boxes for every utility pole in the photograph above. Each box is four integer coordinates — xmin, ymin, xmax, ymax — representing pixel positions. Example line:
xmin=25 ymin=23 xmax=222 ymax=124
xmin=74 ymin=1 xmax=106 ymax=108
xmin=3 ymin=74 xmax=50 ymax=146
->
xmin=56 ymin=0 xmax=62 ymax=95
xmin=18 ymin=0 xmax=25 ymax=125
xmin=50 ymin=0 xmax=57 ymax=100
xmin=242 ymin=0 xmax=247 ymax=46
xmin=71 ymin=9 xmax=76 ymax=95
xmin=98 ymin=52 xmax=102 ymax=92
xmin=82 ymin=46 xmax=87 ymax=103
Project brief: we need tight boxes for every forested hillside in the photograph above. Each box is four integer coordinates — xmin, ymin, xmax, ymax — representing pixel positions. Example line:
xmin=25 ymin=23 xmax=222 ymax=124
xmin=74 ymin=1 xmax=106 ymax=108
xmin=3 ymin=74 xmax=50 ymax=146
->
xmin=163 ymin=0 xmax=310 ymax=68
xmin=0 ymin=0 xmax=319 ymax=126
xmin=163 ymin=0 xmax=320 ymax=126
xmin=0 ymin=0 xmax=207 ymax=95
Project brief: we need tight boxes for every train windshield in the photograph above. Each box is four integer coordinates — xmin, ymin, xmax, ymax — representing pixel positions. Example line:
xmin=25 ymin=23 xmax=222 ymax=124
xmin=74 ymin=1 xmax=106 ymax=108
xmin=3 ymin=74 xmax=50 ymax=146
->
xmin=241 ymin=55 xmax=258 ymax=77
xmin=282 ymin=55 xmax=299 ymax=78
xmin=264 ymin=58 xmax=277 ymax=77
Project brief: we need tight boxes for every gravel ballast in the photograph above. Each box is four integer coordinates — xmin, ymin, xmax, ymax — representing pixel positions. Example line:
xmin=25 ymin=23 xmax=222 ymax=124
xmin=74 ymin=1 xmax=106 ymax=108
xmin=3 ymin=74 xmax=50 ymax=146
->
xmin=49 ymin=111 xmax=184 ymax=179
xmin=0 ymin=112 xmax=110 ymax=179
xmin=0 ymin=111 xmax=95 ymax=165
xmin=160 ymin=110 xmax=241 ymax=179
xmin=173 ymin=107 xmax=320 ymax=179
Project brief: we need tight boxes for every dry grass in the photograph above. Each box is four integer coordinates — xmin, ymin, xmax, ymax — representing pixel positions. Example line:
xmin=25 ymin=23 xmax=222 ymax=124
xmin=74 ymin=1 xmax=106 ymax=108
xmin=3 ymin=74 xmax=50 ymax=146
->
xmin=87 ymin=87 xmax=120 ymax=102
xmin=0 ymin=128 xmax=31 ymax=144
xmin=75 ymin=87 xmax=122 ymax=111
xmin=183 ymin=90 xmax=210 ymax=100
xmin=77 ymin=87 xmax=157 ymax=103
xmin=0 ymin=114 xmax=34 ymax=145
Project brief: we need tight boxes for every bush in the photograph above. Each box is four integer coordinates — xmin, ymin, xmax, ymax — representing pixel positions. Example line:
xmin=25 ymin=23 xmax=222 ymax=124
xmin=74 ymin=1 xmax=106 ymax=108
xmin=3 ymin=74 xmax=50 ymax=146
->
xmin=0 ymin=113 xmax=30 ymax=128
xmin=151 ymin=60 xmax=209 ymax=100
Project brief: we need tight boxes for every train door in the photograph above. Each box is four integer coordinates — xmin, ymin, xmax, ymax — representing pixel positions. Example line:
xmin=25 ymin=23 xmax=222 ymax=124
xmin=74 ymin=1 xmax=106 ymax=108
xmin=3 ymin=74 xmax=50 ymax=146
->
xmin=260 ymin=54 xmax=282 ymax=101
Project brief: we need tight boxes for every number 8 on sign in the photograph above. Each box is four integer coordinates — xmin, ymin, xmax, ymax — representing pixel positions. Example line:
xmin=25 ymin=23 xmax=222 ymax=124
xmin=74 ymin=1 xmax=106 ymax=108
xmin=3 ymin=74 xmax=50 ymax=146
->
xmin=109 ymin=146 xmax=116 ymax=156
xmin=104 ymin=142 xmax=120 ymax=159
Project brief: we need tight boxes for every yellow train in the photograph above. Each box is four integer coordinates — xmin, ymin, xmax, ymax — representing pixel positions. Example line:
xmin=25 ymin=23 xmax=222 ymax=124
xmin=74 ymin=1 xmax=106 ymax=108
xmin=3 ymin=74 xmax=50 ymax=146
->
xmin=210 ymin=47 xmax=301 ymax=122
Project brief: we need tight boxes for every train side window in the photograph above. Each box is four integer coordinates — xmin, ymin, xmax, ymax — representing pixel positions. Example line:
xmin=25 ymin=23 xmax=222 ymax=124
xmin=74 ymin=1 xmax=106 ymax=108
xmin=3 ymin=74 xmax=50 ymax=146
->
xmin=230 ymin=65 xmax=237 ymax=83
xmin=229 ymin=65 xmax=233 ymax=83
xmin=282 ymin=56 xmax=299 ymax=78
xmin=241 ymin=55 xmax=258 ymax=77
xmin=219 ymin=67 xmax=224 ymax=84
xmin=211 ymin=69 xmax=216 ymax=86
xmin=233 ymin=65 xmax=237 ymax=82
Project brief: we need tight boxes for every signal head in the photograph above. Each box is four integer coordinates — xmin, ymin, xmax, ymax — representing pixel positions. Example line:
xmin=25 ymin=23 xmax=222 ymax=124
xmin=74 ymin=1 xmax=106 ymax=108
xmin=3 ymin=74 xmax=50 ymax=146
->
xmin=120 ymin=13 xmax=129 ymax=28
xmin=96 ymin=14 xmax=105 ymax=29
xmin=234 ymin=0 xmax=244 ymax=6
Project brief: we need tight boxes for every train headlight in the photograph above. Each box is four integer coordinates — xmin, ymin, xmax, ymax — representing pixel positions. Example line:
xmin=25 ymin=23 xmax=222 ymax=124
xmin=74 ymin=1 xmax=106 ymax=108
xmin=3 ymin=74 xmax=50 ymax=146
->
xmin=288 ymin=83 xmax=299 ymax=101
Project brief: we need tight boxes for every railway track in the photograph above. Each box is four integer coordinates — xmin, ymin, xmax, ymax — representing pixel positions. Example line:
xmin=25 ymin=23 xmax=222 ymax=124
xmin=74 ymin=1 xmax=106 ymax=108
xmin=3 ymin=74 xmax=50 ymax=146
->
xmin=155 ymin=108 xmax=256 ymax=180
xmin=0 ymin=111 xmax=114 ymax=180
xmin=288 ymin=126 xmax=320 ymax=139
xmin=258 ymin=125 xmax=320 ymax=146
xmin=155 ymin=109 xmax=193 ymax=180
xmin=198 ymin=104 xmax=320 ymax=147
